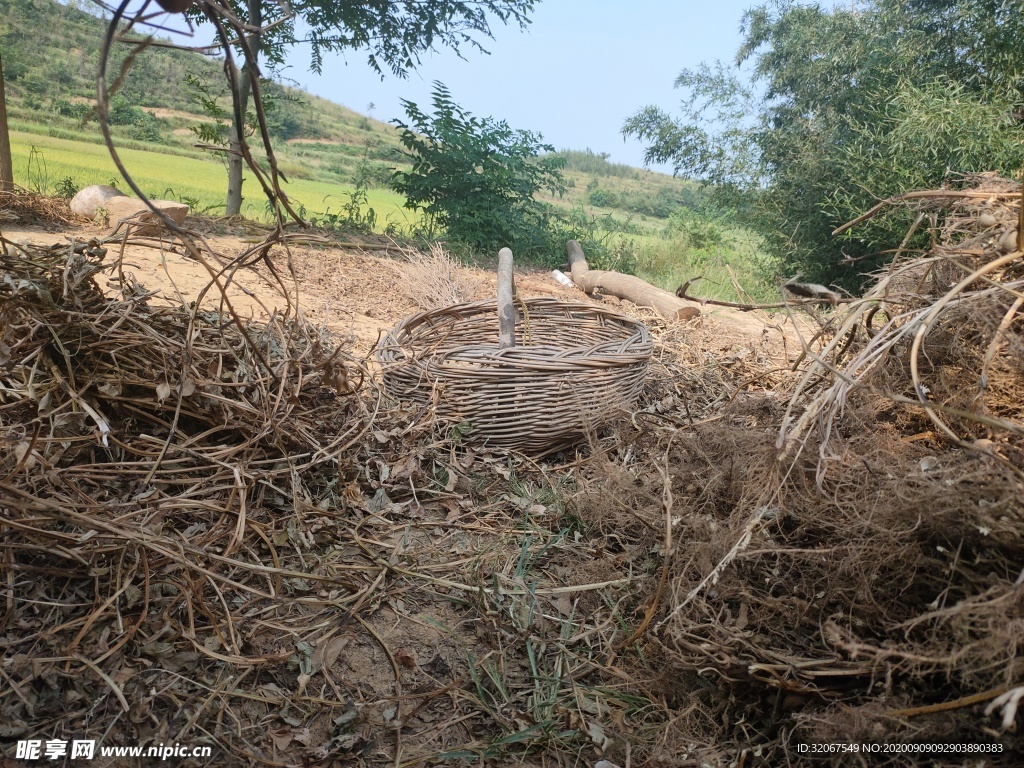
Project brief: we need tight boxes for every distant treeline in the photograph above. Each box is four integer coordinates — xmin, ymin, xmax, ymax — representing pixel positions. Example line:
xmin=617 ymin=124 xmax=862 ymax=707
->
xmin=555 ymin=149 xmax=642 ymax=179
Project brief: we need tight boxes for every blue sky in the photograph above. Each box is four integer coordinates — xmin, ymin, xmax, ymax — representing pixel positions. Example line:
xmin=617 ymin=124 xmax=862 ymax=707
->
xmin=282 ymin=1 xmax=760 ymax=170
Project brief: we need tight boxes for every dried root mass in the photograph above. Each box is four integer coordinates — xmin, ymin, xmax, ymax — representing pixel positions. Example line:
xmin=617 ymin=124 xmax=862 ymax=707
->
xmin=597 ymin=173 xmax=1024 ymax=766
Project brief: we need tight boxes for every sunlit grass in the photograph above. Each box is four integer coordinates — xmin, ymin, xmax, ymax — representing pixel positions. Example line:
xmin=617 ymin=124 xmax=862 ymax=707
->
xmin=632 ymin=228 xmax=777 ymax=303
xmin=7 ymin=131 xmax=773 ymax=299
xmin=7 ymin=130 xmax=412 ymax=226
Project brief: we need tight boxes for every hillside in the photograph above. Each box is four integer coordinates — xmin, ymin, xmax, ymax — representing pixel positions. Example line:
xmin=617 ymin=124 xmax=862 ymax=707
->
xmin=0 ymin=0 xmax=405 ymax=188
xmin=1 ymin=0 xmax=773 ymax=300
xmin=1 ymin=0 xmax=704 ymax=213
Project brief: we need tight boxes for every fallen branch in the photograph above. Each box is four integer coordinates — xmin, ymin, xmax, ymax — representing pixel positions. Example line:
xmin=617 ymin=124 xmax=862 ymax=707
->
xmin=566 ymin=240 xmax=700 ymax=322
xmin=887 ymin=685 xmax=1010 ymax=719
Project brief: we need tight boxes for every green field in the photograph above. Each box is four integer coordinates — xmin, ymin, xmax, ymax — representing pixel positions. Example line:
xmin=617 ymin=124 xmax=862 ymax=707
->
xmin=8 ymin=130 xmax=413 ymax=226
xmin=8 ymin=129 xmax=775 ymax=301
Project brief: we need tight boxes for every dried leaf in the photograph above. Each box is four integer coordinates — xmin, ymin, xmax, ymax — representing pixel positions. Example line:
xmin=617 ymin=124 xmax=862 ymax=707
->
xmin=395 ymin=648 xmax=417 ymax=669
xmin=552 ymin=594 xmax=573 ymax=617
xmin=0 ymin=722 xmax=29 ymax=739
xmin=311 ymin=636 xmax=349 ymax=673
xmin=97 ymin=380 xmax=122 ymax=397
xmin=139 ymin=640 xmax=175 ymax=658
xmin=164 ymin=652 xmax=200 ymax=673
xmin=333 ymin=704 xmax=358 ymax=730
xmin=12 ymin=442 xmax=37 ymax=471
xmin=368 ymin=488 xmax=391 ymax=513
xmin=443 ymin=470 xmax=457 ymax=492
xmin=587 ymin=720 xmax=610 ymax=750
xmin=270 ymin=729 xmax=294 ymax=751
xmin=391 ymin=454 xmax=420 ymax=481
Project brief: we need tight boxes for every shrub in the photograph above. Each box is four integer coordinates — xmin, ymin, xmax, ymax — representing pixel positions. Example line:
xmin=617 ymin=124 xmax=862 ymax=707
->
xmin=548 ymin=205 xmax=638 ymax=275
xmin=391 ymin=82 xmax=565 ymax=258
xmin=352 ymin=158 xmax=393 ymax=189
xmin=54 ymin=177 xmax=79 ymax=199
xmin=129 ymin=112 xmax=163 ymax=143
xmin=586 ymin=187 xmax=619 ymax=208
xmin=54 ymin=99 xmax=90 ymax=120
xmin=667 ymin=210 xmax=728 ymax=250
xmin=310 ymin=181 xmax=378 ymax=233
xmin=107 ymin=94 xmax=145 ymax=126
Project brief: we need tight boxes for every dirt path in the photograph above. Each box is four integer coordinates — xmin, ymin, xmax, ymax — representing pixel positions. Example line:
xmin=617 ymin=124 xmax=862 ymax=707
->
xmin=1 ymin=220 xmax=813 ymax=357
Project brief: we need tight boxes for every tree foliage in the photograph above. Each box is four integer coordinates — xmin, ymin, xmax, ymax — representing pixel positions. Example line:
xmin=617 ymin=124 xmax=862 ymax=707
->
xmin=624 ymin=0 xmax=1024 ymax=288
xmin=392 ymin=82 xmax=565 ymax=255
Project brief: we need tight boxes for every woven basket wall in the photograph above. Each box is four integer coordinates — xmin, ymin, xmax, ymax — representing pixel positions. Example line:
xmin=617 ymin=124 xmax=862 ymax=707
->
xmin=376 ymin=298 xmax=652 ymax=452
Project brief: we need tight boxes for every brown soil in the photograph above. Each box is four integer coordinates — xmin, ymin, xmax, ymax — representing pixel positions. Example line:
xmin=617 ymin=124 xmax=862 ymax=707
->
xmin=142 ymin=106 xmax=217 ymax=123
xmin=0 ymin=219 xmax=806 ymax=356
xmin=286 ymin=138 xmax=346 ymax=145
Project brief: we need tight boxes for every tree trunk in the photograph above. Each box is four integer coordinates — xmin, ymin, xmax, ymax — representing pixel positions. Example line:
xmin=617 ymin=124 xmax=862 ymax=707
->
xmin=224 ymin=0 xmax=263 ymax=216
xmin=0 ymin=52 xmax=14 ymax=193
xmin=566 ymin=240 xmax=700 ymax=322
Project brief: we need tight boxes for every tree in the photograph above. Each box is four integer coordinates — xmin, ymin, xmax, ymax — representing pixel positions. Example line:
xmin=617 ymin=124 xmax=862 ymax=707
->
xmin=391 ymin=82 xmax=565 ymax=255
xmin=623 ymin=0 xmax=1024 ymax=288
xmin=192 ymin=0 xmax=537 ymax=216
xmin=0 ymin=51 xmax=13 ymax=193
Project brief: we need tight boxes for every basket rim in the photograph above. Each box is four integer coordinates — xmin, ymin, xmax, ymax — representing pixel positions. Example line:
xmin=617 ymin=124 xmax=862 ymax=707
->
xmin=376 ymin=296 xmax=651 ymax=364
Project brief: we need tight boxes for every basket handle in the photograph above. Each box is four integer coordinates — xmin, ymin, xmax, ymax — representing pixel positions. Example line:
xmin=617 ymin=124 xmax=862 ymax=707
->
xmin=497 ymin=247 xmax=516 ymax=349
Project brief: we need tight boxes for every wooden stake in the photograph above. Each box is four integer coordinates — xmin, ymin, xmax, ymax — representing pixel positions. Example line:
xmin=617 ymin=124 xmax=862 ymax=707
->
xmin=497 ymin=247 xmax=516 ymax=349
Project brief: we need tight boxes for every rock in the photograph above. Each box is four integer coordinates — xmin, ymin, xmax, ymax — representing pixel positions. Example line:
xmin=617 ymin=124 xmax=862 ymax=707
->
xmin=674 ymin=306 xmax=702 ymax=323
xmin=105 ymin=197 xmax=189 ymax=235
xmin=70 ymin=185 xmax=128 ymax=218
xmin=997 ymin=227 xmax=1019 ymax=253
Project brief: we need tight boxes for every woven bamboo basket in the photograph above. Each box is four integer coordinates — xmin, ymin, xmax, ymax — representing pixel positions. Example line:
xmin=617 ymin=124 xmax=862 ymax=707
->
xmin=376 ymin=297 xmax=652 ymax=452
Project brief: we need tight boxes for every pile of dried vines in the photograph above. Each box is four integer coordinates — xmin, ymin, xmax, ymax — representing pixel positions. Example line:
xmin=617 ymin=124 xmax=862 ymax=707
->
xmin=608 ymin=173 xmax=1024 ymax=766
